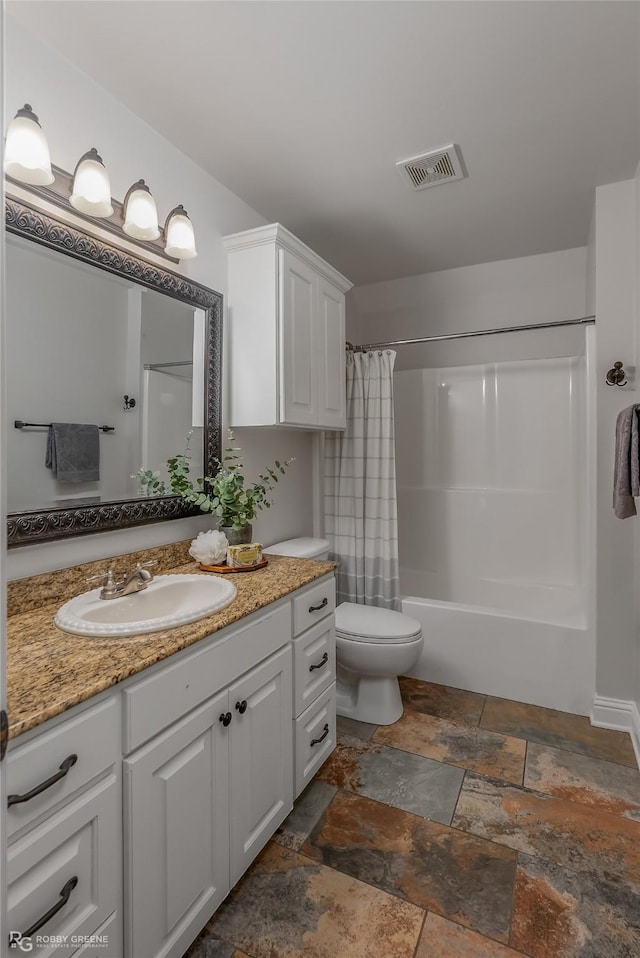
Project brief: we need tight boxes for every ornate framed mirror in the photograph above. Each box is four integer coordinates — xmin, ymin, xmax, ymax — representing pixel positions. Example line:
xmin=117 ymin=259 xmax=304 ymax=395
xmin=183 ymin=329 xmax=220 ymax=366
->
xmin=5 ymin=197 xmax=223 ymax=547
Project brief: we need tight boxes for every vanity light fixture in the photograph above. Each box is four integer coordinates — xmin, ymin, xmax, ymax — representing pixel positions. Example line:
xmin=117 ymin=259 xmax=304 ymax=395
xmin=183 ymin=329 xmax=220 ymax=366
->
xmin=123 ymin=179 xmax=160 ymax=240
xmin=4 ymin=104 xmax=54 ymax=186
xmin=5 ymin=105 xmax=198 ymax=262
xmin=164 ymin=205 xmax=198 ymax=260
xmin=70 ymin=148 xmax=114 ymax=218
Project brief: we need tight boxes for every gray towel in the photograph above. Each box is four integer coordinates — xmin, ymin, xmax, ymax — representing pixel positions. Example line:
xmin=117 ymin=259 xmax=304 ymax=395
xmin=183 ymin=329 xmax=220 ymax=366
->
xmin=46 ymin=423 xmax=100 ymax=482
xmin=613 ymin=405 xmax=640 ymax=519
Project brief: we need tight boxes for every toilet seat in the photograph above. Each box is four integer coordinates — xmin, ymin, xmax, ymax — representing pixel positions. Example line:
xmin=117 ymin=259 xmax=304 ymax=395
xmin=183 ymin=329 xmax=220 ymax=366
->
xmin=335 ymin=602 xmax=422 ymax=644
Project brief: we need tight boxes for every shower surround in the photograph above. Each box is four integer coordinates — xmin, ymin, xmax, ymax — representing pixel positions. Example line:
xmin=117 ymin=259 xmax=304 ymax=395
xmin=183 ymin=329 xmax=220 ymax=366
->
xmin=394 ymin=353 xmax=594 ymax=714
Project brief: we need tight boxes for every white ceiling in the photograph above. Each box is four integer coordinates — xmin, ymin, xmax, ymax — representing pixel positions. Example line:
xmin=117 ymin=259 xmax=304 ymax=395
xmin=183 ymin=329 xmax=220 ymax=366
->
xmin=7 ymin=1 xmax=640 ymax=286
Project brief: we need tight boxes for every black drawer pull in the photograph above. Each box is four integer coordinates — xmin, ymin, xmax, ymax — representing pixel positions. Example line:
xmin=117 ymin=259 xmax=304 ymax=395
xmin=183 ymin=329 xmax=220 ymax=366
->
xmin=309 ymin=652 xmax=329 ymax=672
xmin=309 ymin=597 xmax=328 ymax=613
xmin=8 ymin=754 xmax=77 ymax=808
xmin=310 ymin=723 xmax=330 ymax=747
xmin=219 ymin=712 xmax=232 ymax=727
xmin=235 ymin=700 xmax=248 ymax=714
xmin=22 ymin=876 xmax=78 ymax=940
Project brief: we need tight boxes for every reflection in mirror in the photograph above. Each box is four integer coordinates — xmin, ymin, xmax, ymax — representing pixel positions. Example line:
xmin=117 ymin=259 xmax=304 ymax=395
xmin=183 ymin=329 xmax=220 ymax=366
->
xmin=7 ymin=237 xmax=204 ymax=511
xmin=139 ymin=290 xmax=205 ymax=496
xmin=5 ymin=198 xmax=222 ymax=546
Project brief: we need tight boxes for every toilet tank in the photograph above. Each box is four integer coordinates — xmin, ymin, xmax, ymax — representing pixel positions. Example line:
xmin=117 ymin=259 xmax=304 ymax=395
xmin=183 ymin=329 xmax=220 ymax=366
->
xmin=266 ymin=537 xmax=330 ymax=560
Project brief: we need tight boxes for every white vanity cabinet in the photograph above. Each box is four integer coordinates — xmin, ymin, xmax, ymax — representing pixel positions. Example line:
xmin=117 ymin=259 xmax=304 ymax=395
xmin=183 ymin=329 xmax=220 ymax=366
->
xmin=6 ymin=698 xmax=122 ymax=957
xmin=7 ymin=573 xmax=336 ymax=958
xmin=223 ymin=223 xmax=352 ymax=430
xmin=123 ymin=602 xmax=294 ymax=958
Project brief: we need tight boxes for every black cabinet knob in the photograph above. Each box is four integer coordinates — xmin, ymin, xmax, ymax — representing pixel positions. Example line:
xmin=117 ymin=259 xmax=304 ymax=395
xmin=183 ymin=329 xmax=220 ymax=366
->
xmin=219 ymin=712 xmax=232 ymax=727
xmin=235 ymin=700 xmax=248 ymax=714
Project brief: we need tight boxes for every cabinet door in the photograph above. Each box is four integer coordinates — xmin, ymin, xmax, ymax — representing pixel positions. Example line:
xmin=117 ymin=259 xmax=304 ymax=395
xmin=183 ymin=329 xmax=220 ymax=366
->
xmin=229 ymin=647 xmax=293 ymax=884
xmin=317 ymin=276 xmax=346 ymax=429
xmin=124 ymin=691 xmax=229 ymax=958
xmin=279 ymin=248 xmax=318 ymax=426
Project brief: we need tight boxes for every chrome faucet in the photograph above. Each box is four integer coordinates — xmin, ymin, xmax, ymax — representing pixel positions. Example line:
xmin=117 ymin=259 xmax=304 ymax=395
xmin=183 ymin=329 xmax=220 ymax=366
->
xmin=87 ymin=561 xmax=158 ymax=600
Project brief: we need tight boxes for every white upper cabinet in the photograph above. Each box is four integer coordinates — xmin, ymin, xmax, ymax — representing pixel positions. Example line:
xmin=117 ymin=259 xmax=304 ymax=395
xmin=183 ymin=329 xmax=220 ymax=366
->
xmin=223 ymin=224 xmax=352 ymax=430
xmin=279 ymin=248 xmax=317 ymax=427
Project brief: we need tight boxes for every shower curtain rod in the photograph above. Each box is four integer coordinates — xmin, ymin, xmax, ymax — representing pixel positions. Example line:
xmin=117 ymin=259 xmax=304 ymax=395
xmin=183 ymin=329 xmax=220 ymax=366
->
xmin=348 ymin=315 xmax=596 ymax=351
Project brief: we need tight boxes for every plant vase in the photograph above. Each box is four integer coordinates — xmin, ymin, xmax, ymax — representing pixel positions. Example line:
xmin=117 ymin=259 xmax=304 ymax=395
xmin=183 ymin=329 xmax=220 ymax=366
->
xmin=221 ymin=523 xmax=252 ymax=546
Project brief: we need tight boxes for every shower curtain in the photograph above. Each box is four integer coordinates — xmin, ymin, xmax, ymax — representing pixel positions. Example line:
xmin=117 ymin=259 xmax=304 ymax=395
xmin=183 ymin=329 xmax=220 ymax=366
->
xmin=324 ymin=349 xmax=400 ymax=610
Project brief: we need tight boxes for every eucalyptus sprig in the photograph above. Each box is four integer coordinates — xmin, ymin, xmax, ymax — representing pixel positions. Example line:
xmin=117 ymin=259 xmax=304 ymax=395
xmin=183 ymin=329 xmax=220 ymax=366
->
xmin=131 ymin=467 xmax=168 ymax=498
xmin=132 ymin=432 xmax=194 ymax=499
xmin=167 ymin=430 xmax=294 ymax=530
xmin=166 ymin=431 xmax=194 ymax=496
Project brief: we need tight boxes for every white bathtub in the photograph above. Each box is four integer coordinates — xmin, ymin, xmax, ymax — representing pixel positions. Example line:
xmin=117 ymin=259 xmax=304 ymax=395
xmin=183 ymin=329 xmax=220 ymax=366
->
xmin=402 ymin=590 xmax=594 ymax=715
xmin=394 ymin=355 xmax=595 ymax=714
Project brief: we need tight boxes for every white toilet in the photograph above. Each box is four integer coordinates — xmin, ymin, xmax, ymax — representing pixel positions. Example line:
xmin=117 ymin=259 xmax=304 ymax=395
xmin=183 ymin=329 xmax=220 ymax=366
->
xmin=267 ymin=537 xmax=423 ymax=726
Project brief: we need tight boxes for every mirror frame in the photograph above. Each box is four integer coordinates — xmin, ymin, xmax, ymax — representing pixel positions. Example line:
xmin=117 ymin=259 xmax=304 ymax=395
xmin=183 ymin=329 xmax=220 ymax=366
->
xmin=5 ymin=197 xmax=223 ymax=547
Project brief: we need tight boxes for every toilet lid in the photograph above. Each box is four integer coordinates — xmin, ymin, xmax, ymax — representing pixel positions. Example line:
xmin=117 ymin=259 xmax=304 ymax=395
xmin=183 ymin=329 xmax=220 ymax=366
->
xmin=335 ymin=602 xmax=422 ymax=644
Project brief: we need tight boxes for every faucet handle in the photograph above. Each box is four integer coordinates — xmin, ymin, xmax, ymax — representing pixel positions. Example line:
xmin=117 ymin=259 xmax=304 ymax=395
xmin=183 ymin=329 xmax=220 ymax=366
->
xmin=135 ymin=560 xmax=158 ymax=581
xmin=86 ymin=567 xmax=118 ymax=596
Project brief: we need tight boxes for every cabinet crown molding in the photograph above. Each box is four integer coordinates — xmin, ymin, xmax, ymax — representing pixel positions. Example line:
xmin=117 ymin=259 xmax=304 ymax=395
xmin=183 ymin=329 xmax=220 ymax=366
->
xmin=223 ymin=223 xmax=353 ymax=294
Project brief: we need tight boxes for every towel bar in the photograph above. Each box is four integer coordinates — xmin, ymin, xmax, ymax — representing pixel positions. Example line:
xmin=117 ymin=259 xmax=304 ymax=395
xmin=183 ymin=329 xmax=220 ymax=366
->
xmin=14 ymin=420 xmax=115 ymax=433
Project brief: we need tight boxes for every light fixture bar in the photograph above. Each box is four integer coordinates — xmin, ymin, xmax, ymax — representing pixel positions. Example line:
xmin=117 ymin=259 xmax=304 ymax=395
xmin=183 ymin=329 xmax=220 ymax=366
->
xmin=5 ymin=164 xmax=180 ymax=264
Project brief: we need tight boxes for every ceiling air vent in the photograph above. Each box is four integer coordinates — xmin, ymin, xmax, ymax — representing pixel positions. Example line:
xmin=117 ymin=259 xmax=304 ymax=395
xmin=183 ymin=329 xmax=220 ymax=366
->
xmin=396 ymin=144 xmax=466 ymax=192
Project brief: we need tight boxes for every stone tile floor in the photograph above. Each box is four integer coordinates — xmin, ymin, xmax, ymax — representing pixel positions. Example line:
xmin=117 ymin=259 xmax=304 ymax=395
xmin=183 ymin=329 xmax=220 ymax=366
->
xmin=185 ymin=678 xmax=640 ymax=958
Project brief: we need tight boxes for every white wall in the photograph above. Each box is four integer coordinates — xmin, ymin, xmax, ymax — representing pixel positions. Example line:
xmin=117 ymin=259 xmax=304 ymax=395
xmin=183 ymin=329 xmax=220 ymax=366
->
xmin=351 ymin=247 xmax=588 ymax=368
xmin=593 ymin=179 xmax=638 ymax=705
xmin=587 ymin=173 xmax=640 ymax=762
xmin=4 ymin=18 xmax=315 ymax=578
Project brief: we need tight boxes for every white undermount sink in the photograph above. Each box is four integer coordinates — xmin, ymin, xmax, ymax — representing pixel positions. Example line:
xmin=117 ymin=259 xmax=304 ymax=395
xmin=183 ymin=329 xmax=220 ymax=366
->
xmin=54 ymin=574 xmax=237 ymax=638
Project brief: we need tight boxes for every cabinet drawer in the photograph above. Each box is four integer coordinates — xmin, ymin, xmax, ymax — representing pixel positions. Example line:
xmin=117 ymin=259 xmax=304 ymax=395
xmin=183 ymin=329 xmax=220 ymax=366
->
xmin=294 ymin=683 xmax=336 ymax=798
xmin=7 ymin=698 xmax=120 ymax=840
xmin=293 ymin=578 xmax=335 ymax=637
xmin=293 ymin=618 xmax=335 ymax=717
xmin=7 ymin=773 xmax=121 ymax=958
xmin=124 ymin=602 xmax=290 ymax=752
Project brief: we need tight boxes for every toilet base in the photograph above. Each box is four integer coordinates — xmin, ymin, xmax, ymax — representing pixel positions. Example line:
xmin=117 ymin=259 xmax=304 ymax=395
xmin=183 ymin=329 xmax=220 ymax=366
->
xmin=336 ymin=673 xmax=403 ymax=726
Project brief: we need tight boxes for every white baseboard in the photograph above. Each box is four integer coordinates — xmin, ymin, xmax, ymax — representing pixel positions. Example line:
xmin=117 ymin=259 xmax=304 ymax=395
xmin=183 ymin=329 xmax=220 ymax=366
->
xmin=590 ymin=695 xmax=640 ymax=768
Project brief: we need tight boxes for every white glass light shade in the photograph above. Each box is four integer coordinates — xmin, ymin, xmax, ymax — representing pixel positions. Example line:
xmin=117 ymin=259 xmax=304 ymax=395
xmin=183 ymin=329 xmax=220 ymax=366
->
xmin=123 ymin=180 xmax=160 ymax=240
xmin=164 ymin=205 xmax=197 ymax=259
xmin=4 ymin=105 xmax=54 ymax=185
xmin=70 ymin=148 xmax=113 ymax=218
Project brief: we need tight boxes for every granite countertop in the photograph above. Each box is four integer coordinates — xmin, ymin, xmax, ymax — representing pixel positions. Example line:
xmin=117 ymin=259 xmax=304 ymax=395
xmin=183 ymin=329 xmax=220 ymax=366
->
xmin=7 ymin=550 xmax=336 ymax=741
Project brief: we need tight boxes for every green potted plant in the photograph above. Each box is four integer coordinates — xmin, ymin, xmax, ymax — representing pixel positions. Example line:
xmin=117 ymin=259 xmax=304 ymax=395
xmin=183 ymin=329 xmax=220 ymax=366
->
xmin=167 ymin=430 xmax=294 ymax=544
xmin=131 ymin=432 xmax=193 ymax=499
